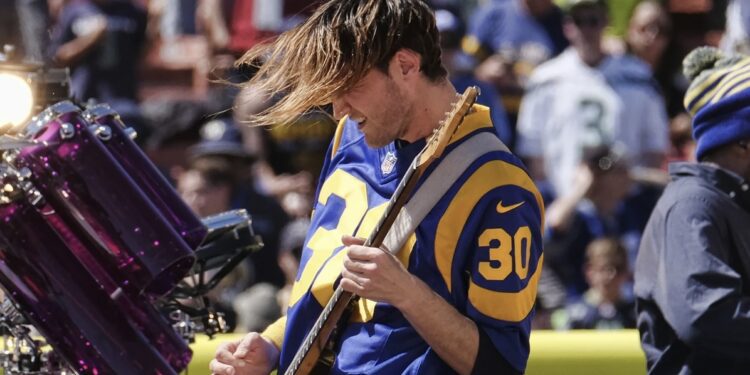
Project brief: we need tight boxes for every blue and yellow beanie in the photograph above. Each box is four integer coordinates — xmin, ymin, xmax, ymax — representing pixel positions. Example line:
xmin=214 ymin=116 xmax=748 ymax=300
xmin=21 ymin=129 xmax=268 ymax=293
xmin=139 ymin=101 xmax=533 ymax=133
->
xmin=683 ymin=46 xmax=750 ymax=160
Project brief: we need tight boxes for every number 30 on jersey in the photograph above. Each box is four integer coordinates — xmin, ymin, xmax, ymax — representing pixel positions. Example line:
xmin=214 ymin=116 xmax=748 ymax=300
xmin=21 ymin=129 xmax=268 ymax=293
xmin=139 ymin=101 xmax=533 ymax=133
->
xmin=478 ymin=226 xmax=532 ymax=281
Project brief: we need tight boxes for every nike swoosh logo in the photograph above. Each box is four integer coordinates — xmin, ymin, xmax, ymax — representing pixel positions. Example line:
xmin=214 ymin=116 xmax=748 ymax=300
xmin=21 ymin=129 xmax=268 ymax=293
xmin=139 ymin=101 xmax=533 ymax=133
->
xmin=496 ymin=200 xmax=524 ymax=214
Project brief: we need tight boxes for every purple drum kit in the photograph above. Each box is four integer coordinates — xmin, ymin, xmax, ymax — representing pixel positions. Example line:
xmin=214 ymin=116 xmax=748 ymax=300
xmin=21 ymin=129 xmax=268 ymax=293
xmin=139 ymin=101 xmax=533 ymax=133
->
xmin=0 ymin=101 xmax=261 ymax=374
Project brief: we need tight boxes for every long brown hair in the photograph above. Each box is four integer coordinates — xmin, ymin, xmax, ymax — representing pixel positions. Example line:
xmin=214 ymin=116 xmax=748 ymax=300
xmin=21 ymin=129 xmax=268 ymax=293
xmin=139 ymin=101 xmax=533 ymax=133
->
xmin=236 ymin=0 xmax=446 ymax=127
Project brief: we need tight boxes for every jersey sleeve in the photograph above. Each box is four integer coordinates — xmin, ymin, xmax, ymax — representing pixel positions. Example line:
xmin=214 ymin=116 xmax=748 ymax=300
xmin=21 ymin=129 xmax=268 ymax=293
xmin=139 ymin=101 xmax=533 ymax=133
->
xmin=261 ymin=315 xmax=287 ymax=349
xmin=471 ymin=185 xmax=543 ymax=372
xmin=432 ymin=155 xmax=544 ymax=372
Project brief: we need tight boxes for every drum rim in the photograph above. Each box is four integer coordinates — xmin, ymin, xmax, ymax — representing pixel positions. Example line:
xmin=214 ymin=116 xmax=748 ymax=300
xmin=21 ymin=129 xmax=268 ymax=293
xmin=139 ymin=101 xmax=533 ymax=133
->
xmin=24 ymin=100 xmax=80 ymax=139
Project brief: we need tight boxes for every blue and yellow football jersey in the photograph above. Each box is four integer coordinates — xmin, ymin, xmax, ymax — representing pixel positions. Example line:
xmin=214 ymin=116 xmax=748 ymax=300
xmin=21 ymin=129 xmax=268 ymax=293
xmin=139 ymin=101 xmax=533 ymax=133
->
xmin=279 ymin=105 xmax=544 ymax=374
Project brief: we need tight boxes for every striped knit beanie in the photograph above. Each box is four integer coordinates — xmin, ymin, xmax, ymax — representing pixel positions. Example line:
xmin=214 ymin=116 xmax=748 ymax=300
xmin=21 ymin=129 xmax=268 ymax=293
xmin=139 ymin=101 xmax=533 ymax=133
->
xmin=683 ymin=46 xmax=750 ymax=160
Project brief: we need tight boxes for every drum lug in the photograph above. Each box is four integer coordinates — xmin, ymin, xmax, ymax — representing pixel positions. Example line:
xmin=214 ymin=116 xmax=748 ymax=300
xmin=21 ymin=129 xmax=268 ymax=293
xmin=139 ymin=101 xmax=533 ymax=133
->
xmin=93 ymin=125 xmax=112 ymax=141
xmin=59 ymin=123 xmax=75 ymax=140
xmin=124 ymin=127 xmax=137 ymax=140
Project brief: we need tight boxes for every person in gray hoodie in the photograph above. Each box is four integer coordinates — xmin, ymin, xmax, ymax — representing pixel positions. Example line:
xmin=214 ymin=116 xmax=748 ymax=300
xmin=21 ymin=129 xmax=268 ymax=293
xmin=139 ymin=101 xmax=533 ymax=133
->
xmin=635 ymin=46 xmax=750 ymax=374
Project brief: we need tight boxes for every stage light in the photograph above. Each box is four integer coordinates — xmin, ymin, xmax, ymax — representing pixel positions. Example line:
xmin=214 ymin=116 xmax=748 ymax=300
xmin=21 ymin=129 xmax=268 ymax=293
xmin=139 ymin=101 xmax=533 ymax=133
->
xmin=0 ymin=45 xmax=69 ymax=134
xmin=0 ymin=73 xmax=34 ymax=132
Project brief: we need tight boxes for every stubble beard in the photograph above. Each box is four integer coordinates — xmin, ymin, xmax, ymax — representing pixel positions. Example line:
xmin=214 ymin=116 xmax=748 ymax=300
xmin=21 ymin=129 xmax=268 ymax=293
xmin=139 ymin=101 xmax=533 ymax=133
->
xmin=363 ymin=84 xmax=412 ymax=148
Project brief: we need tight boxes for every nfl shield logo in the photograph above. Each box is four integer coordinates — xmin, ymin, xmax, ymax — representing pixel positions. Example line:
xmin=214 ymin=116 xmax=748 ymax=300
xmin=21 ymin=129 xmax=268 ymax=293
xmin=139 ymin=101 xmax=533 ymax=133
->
xmin=381 ymin=151 xmax=397 ymax=175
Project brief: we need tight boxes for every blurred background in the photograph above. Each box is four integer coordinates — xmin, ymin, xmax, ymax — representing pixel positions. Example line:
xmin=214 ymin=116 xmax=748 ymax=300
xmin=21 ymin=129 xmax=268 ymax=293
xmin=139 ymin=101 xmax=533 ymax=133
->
xmin=0 ymin=0 xmax=742 ymax=373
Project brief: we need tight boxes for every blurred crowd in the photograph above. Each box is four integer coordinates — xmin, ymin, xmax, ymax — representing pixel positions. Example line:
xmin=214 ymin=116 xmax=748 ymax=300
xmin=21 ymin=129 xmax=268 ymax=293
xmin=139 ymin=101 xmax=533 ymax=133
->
xmin=0 ymin=0 xmax=745 ymax=333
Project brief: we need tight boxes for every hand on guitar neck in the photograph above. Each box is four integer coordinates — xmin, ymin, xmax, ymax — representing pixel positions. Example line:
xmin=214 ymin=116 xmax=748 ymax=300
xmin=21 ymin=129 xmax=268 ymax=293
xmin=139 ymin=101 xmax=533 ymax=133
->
xmin=209 ymin=332 xmax=279 ymax=375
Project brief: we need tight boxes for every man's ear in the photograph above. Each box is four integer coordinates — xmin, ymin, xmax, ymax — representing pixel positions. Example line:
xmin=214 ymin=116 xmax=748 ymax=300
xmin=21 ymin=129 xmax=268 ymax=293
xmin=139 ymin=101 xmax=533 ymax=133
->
xmin=391 ymin=49 xmax=421 ymax=79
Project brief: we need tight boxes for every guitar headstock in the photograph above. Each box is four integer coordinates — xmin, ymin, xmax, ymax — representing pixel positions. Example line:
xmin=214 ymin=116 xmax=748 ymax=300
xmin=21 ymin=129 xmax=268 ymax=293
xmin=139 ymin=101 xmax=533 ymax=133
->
xmin=418 ymin=86 xmax=480 ymax=168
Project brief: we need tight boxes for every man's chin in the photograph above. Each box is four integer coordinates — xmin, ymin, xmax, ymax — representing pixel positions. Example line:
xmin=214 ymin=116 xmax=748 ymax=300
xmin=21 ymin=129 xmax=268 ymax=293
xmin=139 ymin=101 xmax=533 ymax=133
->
xmin=363 ymin=135 xmax=391 ymax=148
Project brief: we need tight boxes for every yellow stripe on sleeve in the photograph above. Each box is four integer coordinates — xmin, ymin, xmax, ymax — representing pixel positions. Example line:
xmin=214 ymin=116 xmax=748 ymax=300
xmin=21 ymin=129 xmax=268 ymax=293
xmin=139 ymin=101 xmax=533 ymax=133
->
xmin=469 ymin=255 xmax=544 ymax=322
xmin=261 ymin=315 xmax=287 ymax=350
xmin=434 ymin=160 xmax=544 ymax=294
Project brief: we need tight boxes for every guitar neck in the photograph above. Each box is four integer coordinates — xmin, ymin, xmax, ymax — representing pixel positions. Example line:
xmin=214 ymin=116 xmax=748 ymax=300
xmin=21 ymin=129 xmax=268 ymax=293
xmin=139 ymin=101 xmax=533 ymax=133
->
xmin=363 ymin=160 xmax=422 ymax=248
xmin=285 ymin=157 xmax=424 ymax=375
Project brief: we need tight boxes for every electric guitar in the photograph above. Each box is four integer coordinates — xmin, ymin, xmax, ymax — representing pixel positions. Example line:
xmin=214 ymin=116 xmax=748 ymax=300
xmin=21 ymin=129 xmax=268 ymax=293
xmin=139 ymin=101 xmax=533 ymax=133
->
xmin=285 ymin=86 xmax=480 ymax=375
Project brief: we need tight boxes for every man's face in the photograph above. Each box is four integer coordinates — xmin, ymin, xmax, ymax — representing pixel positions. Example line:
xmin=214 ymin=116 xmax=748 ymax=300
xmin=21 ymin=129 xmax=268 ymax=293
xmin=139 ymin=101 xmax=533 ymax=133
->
xmin=585 ymin=259 xmax=626 ymax=295
xmin=565 ymin=7 xmax=607 ymax=53
xmin=332 ymin=65 xmax=413 ymax=148
xmin=177 ymin=170 xmax=231 ymax=217
xmin=627 ymin=3 xmax=671 ymax=56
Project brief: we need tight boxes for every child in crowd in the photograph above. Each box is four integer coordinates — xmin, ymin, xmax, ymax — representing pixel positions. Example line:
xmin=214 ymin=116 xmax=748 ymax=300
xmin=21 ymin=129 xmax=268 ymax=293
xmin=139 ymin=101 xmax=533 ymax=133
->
xmin=551 ymin=237 xmax=636 ymax=330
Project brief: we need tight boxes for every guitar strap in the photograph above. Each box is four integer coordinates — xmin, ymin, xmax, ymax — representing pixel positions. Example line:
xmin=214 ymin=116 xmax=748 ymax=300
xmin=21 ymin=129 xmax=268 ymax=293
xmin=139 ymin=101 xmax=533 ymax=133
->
xmin=382 ymin=130 xmax=510 ymax=255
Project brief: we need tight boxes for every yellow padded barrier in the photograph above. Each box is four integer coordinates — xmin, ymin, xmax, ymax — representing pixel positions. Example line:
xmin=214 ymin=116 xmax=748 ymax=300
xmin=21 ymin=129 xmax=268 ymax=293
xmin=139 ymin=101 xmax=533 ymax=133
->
xmin=526 ymin=330 xmax=646 ymax=375
xmin=188 ymin=329 xmax=646 ymax=374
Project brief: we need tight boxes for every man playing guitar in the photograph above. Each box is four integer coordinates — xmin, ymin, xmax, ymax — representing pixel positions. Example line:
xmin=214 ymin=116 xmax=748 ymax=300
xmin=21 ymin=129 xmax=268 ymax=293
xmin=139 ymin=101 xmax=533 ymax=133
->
xmin=210 ymin=1 xmax=544 ymax=374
